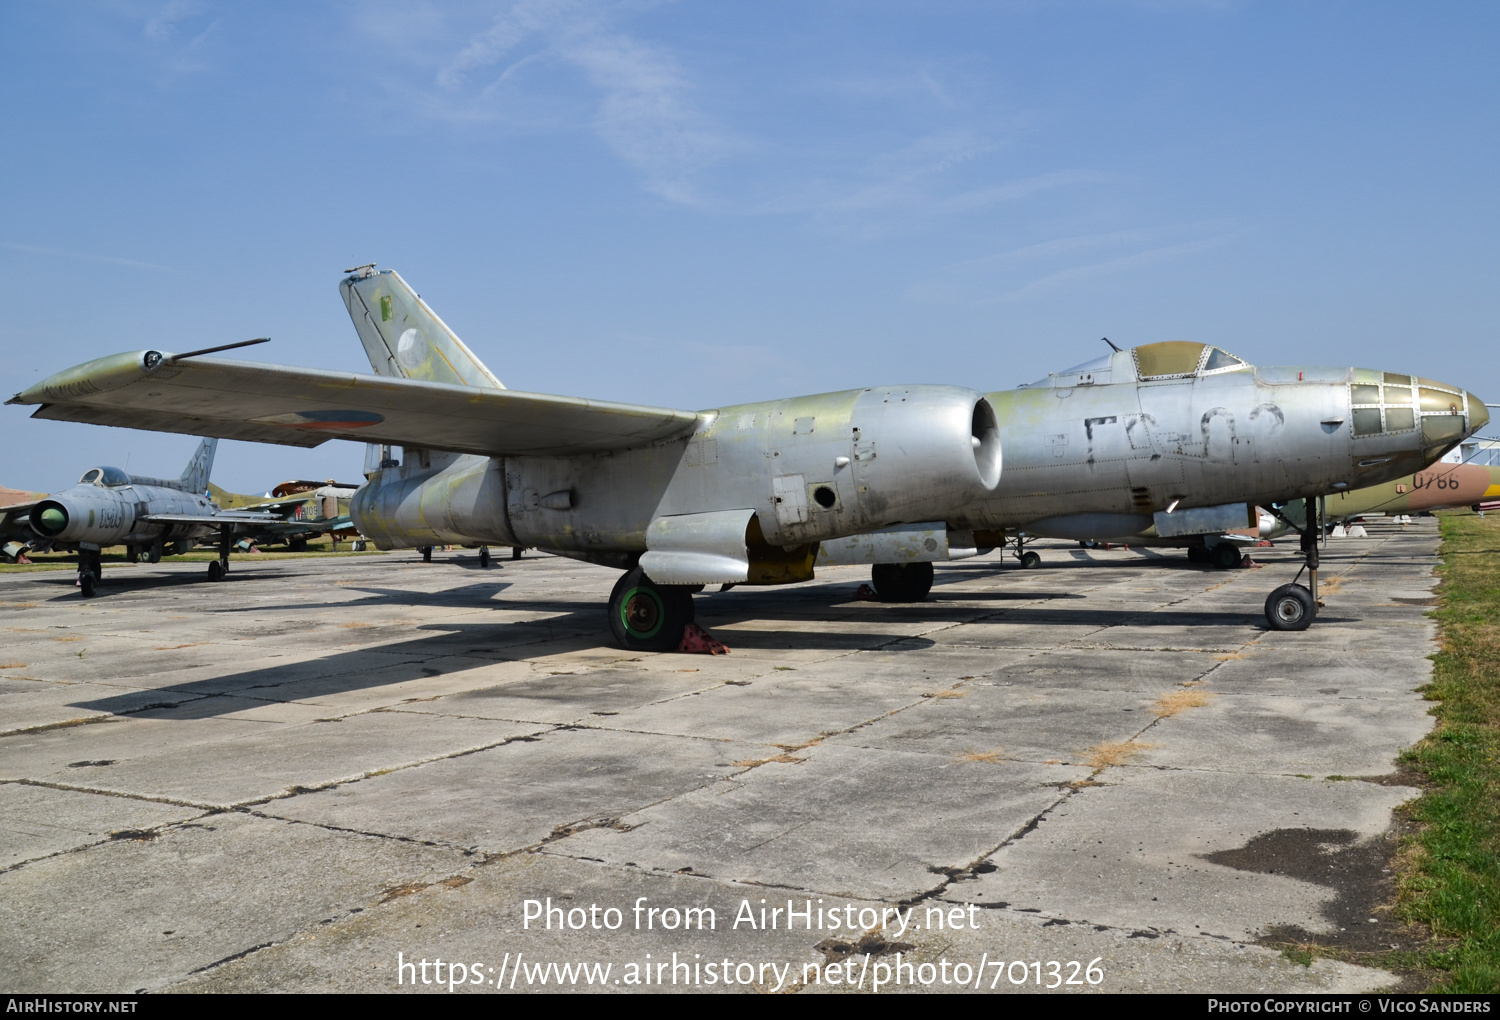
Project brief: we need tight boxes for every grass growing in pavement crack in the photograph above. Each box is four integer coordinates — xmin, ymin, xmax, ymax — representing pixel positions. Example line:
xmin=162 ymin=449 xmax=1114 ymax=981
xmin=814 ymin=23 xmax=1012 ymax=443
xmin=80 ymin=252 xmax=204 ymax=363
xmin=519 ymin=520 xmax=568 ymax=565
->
xmin=1385 ymin=510 xmax=1500 ymax=991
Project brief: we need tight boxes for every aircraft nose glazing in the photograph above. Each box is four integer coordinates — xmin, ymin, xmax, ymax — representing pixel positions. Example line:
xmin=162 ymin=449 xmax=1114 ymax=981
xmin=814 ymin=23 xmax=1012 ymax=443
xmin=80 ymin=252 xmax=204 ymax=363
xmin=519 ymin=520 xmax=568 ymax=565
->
xmin=1466 ymin=393 xmax=1490 ymax=434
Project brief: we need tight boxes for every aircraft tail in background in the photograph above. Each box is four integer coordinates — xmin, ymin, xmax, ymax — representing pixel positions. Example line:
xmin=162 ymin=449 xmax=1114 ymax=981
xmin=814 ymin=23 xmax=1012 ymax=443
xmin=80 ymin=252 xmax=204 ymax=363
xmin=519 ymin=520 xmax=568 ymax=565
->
xmin=178 ymin=438 xmax=217 ymax=494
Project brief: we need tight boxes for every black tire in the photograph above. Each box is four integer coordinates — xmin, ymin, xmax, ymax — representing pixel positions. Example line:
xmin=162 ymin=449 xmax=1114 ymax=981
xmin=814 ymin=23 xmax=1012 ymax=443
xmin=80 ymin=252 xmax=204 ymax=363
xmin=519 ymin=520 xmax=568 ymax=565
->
xmin=420 ymin=546 xmax=433 ymax=563
xmin=512 ymin=546 xmax=524 ymax=560
xmin=79 ymin=571 xmax=97 ymax=598
xmin=1020 ymin=550 xmax=1042 ymax=569
xmin=607 ymin=567 xmax=693 ymax=651
xmin=207 ymin=561 xmax=224 ymax=582
xmin=1265 ymin=583 xmax=1316 ymax=631
xmin=871 ymin=561 xmax=935 ymax=602
xmin=289 ymin=538 xmax=308 ymax=553
xmin=1212 ymin=544 xmax=1243 ymax=569
xmin=1187 ymin=545 xmax=1210 ymax=563
xmin=479 ymin=546 xmax=491 ymax=568
xmin=148 ymin=544 xmax=162 ymax=564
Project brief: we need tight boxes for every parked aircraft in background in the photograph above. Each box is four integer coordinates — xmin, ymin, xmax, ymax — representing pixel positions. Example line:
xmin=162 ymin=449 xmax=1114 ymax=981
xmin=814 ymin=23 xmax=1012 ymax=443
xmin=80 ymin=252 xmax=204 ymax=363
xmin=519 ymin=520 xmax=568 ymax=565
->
xmin=1322 ymin=434 xmax=1500 ymax=521
xmin=0 ymin=439 xmax=282 ymax=594
xmin=0 ymin=486 xmax=46 ymax=563
xmin=210 ymin=479 xmax=362 ymax=551
xmin=7 ymin=267 xmax=1488 ymax=641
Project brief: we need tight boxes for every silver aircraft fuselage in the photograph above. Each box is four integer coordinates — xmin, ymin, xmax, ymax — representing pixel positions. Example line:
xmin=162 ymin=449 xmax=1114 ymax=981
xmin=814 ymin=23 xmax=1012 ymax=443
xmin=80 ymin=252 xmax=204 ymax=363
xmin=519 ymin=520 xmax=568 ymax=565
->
xmin=946 ymin=344 xmax=1487 ymax=542
xmin=25 ymin=467 xmax=219 ymax=552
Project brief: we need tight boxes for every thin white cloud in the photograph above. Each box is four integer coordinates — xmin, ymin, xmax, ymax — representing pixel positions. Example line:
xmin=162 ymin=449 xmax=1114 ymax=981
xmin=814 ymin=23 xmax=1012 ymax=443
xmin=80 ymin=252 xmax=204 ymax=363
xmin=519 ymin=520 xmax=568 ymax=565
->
xmin=993 ymin=234 xmax=1235 ymax=302
xmin=909 ymin=225 xmax=1239 ymax=303
xmin=142 ymin=0 xmax=203 ymax=43
xmin=1 ymin=242 xmax=172 ymax=272
xmin=354 ymin=1 xmax=738 ymax=203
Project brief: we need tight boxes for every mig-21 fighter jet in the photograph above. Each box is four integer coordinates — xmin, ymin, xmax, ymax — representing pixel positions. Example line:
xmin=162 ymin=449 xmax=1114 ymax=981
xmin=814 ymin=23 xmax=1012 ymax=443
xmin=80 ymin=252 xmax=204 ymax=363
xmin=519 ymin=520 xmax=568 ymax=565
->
xmin=0 ymin=437 xmax=288 ymax=595
xmin=7 ymin=266 xmax=1488 ymax=642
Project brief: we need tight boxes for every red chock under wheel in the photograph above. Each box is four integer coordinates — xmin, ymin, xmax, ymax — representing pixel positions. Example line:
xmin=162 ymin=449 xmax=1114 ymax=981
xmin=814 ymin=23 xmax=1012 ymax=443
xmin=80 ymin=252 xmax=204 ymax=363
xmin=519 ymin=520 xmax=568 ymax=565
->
xmin=678 ymin=622 xmax=730 ymax=655
xmin=852 ymin=584 xmax=880 ymax=602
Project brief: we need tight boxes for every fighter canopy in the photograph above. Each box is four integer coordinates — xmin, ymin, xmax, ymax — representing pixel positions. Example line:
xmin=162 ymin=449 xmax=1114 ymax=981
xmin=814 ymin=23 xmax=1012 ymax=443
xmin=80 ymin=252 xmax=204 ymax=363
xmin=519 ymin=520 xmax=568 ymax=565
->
xmin=79 ymin=467 xmax=130 ymax=487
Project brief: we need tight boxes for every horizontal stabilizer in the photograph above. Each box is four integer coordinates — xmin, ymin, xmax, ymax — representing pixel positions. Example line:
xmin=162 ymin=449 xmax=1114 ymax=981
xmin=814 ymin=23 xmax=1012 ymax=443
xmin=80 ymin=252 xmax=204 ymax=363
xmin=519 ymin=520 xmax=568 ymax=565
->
xmin=10 ymin=350 xmax=702 ymax=457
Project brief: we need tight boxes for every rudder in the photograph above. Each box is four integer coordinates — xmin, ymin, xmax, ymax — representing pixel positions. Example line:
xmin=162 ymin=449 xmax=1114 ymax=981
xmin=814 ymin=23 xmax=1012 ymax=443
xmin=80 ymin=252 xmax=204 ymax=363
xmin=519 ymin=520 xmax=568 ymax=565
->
xmin=340 ymin=265 xmax=504 ymax=390
xmin=178 ymin=438 xmax=217 ymax=494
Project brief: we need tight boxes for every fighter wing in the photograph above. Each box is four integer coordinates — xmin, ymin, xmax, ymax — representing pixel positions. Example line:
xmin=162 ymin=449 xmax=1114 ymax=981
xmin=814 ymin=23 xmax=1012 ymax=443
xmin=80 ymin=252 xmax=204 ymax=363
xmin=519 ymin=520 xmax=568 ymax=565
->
xmin=1 ymin=502 xmax=38 ymax=540
xmin=9 ymin=350 xmax=703 ymax=457
xmin=140 ymin=510 xmax=285 ymax=524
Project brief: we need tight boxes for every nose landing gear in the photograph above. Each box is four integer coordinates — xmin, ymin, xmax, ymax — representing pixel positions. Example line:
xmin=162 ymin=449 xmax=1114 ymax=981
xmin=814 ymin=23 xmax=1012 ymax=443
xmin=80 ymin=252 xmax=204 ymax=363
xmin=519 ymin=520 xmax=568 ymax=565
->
xmin=1264 ymin=497 xmax=1322 ymax=631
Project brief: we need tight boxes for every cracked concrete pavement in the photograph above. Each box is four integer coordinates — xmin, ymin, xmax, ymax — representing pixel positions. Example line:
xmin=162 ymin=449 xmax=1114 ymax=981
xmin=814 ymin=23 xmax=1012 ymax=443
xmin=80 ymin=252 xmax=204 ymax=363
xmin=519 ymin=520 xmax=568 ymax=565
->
xmin=0 ymin=520 xmax=1440 ymax=992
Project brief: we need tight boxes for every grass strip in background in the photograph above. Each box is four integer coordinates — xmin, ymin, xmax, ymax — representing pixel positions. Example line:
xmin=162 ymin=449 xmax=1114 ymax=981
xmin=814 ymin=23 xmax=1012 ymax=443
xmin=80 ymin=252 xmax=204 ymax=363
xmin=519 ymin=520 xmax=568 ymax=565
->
xmin=1390 ymin=509 xmax=1500 ymax=991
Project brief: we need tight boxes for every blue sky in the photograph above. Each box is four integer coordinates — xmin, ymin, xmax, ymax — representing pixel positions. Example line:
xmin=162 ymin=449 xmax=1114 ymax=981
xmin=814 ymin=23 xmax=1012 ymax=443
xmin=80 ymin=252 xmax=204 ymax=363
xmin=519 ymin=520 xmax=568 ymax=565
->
xmin=3 ymin=1 xmax=1497 ymax=493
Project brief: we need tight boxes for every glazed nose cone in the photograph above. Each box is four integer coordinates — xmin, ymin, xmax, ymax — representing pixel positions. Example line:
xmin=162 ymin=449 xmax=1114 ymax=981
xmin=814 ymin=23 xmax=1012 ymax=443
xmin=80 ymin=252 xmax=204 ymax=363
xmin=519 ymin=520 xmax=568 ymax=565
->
xmin=1412 ymin=380 xmax=1485 ymax=451
xmin=1469 ymin=394 xmax=1490 ymax=434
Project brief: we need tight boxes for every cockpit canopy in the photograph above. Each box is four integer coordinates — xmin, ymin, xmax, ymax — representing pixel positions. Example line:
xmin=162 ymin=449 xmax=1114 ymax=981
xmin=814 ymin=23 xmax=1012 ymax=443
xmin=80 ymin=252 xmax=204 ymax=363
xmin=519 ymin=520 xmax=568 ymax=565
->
xmin=79 ymin=466 xmax=131 ymax=487
xmin=1026 ymin=341 xmax=1251 ymax=388
xmin=1132 ymin=342 xmax=1246 ymax=379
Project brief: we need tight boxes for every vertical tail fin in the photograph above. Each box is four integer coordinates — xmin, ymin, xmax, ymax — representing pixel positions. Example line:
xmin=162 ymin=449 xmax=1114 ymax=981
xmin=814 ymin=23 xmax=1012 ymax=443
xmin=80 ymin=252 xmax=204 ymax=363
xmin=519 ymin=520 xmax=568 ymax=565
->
xmin=340 ymin=265 xmax=504 ymax=390
xmin=179 ymin=438 xmax=217 ymax=494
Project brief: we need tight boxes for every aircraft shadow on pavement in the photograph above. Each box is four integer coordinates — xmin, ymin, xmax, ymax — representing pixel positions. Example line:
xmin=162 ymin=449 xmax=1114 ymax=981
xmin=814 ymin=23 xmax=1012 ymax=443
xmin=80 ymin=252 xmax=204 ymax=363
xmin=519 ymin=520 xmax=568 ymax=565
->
xmin=26 ymin=565 xmax=375 ymax=601
xmin=64 ymin=562 xmax=1329 ymax=720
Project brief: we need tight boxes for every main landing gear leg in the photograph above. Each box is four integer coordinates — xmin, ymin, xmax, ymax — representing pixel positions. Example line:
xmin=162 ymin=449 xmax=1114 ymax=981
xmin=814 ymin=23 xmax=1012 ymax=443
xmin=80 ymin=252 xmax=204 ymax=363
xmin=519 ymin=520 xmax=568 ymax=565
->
xmin=208 ymin=531 xmax=231 ymax=582
xmin=1264 ymin=497 xmax=1319 ymax=631
xmin=78 ymin=546 xmax=101 ymax=598
xmin=1013 ymin=534 xmax=1041 ymax=569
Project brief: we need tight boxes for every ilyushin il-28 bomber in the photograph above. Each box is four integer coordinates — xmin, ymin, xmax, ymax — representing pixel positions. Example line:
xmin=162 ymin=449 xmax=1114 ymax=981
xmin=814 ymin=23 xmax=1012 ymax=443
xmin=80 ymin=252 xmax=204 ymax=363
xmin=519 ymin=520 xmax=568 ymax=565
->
xmin=7 ymin=266 xmax=1488 ymax=644
xmin=0 ymin=437 xmax=289 ymax=595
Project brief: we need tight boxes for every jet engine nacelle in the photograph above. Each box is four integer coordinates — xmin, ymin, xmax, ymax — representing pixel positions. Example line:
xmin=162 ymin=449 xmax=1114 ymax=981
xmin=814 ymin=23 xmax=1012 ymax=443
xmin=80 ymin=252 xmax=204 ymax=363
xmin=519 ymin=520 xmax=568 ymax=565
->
xmin=352 ymin=451 xmax=518 ymax=550
xmin=827 ymin=384 xmax=1002 ymax=539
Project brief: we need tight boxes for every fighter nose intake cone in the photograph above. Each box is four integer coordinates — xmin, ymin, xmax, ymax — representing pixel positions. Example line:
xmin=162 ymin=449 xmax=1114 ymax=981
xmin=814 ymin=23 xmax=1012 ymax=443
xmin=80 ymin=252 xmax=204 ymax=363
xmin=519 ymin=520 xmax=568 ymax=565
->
xmin=37 ymin=507 xmax=67 ymax=534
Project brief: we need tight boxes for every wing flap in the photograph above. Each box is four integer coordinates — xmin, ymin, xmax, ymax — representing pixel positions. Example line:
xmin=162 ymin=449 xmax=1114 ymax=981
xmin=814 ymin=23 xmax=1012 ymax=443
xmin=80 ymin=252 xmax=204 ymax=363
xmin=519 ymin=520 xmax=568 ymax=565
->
xmin=11 ymin=350 xmax=702 ymax=457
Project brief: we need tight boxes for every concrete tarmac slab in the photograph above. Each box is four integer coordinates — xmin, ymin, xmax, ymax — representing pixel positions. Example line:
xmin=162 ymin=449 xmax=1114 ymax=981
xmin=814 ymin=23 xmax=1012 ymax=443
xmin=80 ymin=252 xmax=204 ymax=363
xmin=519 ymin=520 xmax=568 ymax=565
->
xmin=0 ymin=784 xmax=202 ymax=869
xmin=0 ymin=810 xmax=467 ymax=993
xmin=550 ymin=744 xmax=1089 ymax=902
xmin=844 ymin=683 xmax=1167 ymax=765
xmin=170 ymin=850 xmax=1387 ymax=994
xmin=956 ymin=768 xmax=1418 ymax=943
xmin=265 ymin=725 xmax=754 ymax=854
xmin=33 ymin=711 xmax=548 ymax=808
xmin=0 ymin=521 xmax=1440 ymax=992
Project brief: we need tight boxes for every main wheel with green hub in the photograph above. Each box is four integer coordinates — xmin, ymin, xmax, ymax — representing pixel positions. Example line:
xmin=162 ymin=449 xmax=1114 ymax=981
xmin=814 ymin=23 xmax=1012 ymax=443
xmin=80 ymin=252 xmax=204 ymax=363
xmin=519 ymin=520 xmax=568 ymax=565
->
xmin=608 ymin=567 xmax=695 ymax=651
xmin=871 ymin=561 xmax=934 ymax=602
xmin=1212 ymin=543 xmax=1243 ymax=569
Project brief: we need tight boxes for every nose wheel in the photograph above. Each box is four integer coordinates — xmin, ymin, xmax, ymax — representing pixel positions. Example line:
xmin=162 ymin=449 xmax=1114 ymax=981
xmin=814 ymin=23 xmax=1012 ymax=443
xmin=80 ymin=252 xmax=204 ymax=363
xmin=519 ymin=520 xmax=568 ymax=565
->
xmin=1264 ymin=497 xmax=1323 ymax=631
xmin=1265 ymin=583 xmax=1315 ymax=630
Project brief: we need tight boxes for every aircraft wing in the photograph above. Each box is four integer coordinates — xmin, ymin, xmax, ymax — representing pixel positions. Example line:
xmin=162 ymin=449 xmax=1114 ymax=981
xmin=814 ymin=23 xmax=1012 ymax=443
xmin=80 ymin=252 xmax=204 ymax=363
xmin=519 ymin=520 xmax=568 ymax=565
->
xmin=141 ymin=510 xmax=288 ymax=524
xmin=8 ymin=350 xmax=704 ymax=457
